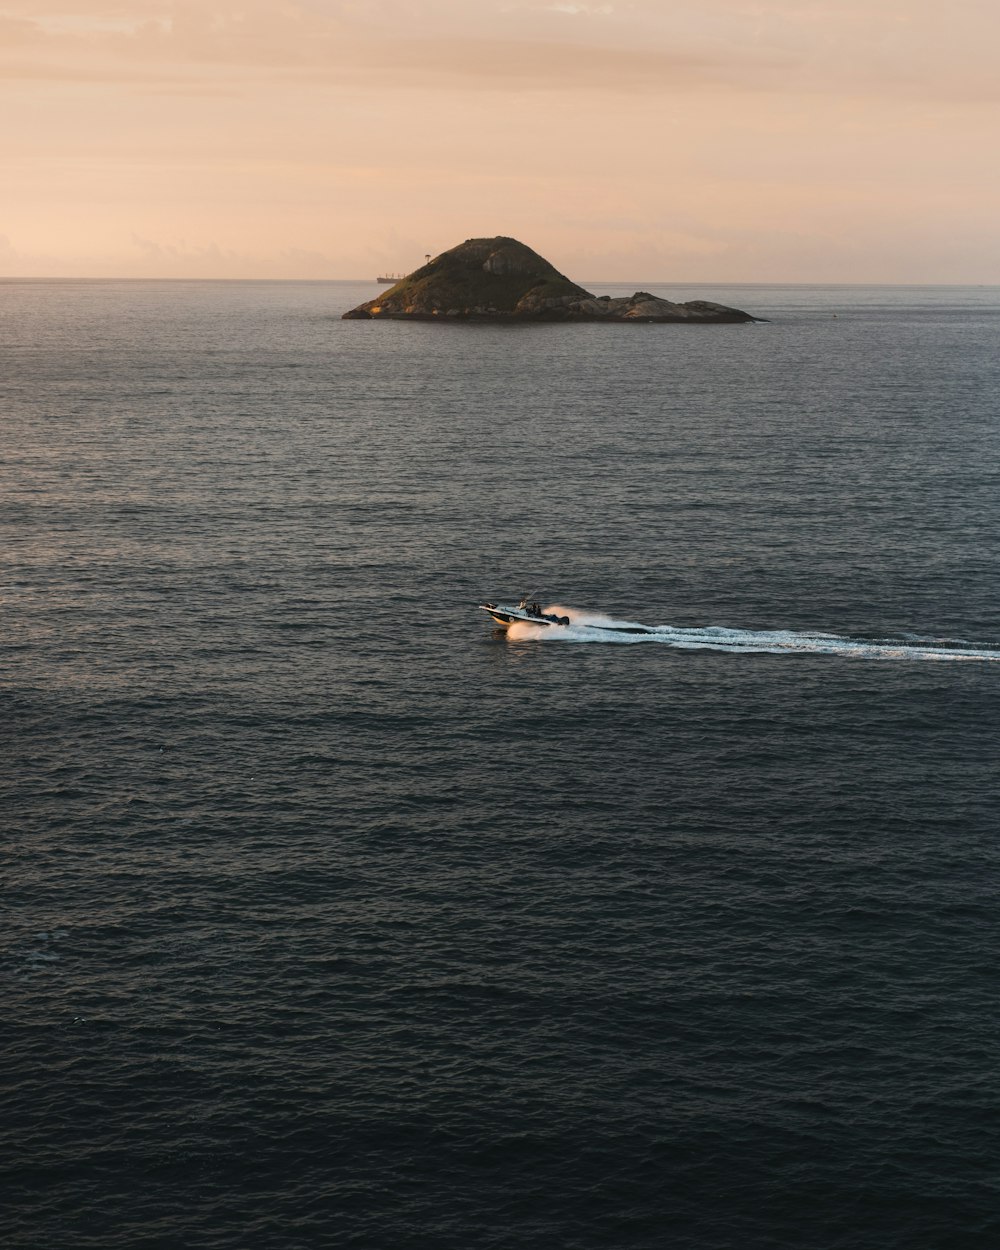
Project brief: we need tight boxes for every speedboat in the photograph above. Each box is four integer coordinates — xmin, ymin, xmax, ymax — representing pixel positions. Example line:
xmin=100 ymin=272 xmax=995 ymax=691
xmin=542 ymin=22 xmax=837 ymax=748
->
xmin=479 ymin=597 xmax=571 ymax=629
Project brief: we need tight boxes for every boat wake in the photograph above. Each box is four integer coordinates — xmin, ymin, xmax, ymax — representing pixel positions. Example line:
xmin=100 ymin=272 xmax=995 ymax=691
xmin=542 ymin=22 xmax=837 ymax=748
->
xmin=506 ymin=606 xmax=1000 ymax=662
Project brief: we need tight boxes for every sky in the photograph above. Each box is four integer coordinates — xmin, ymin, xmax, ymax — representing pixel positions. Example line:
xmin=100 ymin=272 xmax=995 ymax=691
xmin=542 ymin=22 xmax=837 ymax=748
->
xmin=2 ymin=0 xmax=999 ymax=282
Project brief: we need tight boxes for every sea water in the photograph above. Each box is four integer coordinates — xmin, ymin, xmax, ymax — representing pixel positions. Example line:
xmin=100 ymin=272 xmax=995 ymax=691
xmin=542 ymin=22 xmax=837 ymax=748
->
xmin=3 ymin=278 xmax=999 ymax=1249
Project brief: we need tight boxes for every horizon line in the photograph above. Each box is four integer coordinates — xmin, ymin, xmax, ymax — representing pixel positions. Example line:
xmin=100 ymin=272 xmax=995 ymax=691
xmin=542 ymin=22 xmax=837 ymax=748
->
xmin=3 ymin=276 xmax=999 ymax=289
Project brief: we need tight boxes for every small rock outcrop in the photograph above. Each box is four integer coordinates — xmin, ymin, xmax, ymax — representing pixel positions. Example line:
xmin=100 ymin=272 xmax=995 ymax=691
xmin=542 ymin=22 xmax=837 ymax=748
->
xmin=343 ymin=237 xmax=755 ymax=323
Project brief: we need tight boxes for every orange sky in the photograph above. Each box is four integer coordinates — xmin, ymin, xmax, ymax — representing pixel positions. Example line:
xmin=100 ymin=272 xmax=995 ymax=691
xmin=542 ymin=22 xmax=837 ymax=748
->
xmin=3 ymin=0 xmax=999 ymax=281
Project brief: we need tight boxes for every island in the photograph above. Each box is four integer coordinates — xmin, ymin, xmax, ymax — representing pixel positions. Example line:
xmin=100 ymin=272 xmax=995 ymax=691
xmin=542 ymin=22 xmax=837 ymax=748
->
xmin=343 ymin=236 xmax=755 ymax=323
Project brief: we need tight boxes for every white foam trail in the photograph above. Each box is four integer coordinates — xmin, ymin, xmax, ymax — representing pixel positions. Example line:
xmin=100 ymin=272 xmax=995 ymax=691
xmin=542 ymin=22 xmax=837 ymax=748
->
xmin=505 ymin=606 xmax=1000 ymax=662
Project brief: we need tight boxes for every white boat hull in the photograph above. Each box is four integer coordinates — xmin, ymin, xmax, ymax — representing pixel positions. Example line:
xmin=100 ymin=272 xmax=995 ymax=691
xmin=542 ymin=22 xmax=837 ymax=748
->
xmin=480 ymin=602 xmax=571 ymax=629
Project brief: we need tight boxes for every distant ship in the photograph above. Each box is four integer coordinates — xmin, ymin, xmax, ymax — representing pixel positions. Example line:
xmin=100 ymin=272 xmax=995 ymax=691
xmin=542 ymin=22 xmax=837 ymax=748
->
xmin=377 ymin=255 xmax=431 ymax=284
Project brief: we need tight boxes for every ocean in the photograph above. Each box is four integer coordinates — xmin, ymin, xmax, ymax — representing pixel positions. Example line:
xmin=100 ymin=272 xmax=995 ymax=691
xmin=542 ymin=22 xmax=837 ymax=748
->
xmin=3 ymin=278 xmax=999 ymax=1249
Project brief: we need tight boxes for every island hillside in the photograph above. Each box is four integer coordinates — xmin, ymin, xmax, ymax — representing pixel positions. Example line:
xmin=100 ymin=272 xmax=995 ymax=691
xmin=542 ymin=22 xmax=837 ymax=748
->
xmin=343 ymin=236 xmax=754 ymax=323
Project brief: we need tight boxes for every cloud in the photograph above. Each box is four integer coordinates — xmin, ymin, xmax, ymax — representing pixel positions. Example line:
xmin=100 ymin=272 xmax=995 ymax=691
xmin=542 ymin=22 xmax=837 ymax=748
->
xmin=125 ymin=232 xmax=338 ymax=276
xmin=2 ymin=0 xmax=998 ymax=103
xmin=546 ymin=4 xmax=616 ymax=14
xmin=4 ymin=0 xmax=1000 ymax=283
xmin=369 ymin=37 xmax=742 ymax=93
xmin=0 ymin=3 xmax=774 ymax=95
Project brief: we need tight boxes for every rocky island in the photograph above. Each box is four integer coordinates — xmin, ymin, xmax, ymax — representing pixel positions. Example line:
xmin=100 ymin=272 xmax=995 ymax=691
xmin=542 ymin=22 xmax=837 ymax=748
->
xmin=343 ymin=236 xmax=755 ymax=323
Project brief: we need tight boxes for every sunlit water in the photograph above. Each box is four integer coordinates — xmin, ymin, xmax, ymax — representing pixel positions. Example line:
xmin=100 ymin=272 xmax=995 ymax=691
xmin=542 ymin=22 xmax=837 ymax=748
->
xmin=3 ymin=279 xmax=999 ymax=1250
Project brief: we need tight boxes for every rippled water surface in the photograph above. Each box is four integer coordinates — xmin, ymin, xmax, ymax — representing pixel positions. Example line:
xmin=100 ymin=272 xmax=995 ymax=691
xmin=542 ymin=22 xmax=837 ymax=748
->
xmin=3 ymin=279 xmax=999 ymax=1249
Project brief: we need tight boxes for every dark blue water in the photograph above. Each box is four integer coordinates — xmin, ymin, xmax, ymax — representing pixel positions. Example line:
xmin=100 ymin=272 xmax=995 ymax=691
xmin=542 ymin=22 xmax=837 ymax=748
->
xmin=3 ymin=279 xmax=999 ymax=1249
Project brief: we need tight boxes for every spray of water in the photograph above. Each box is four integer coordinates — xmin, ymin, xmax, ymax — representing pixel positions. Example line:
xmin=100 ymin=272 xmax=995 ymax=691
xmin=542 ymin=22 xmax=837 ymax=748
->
xmin=505 ymin=605 xmax=1000 ymax=662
